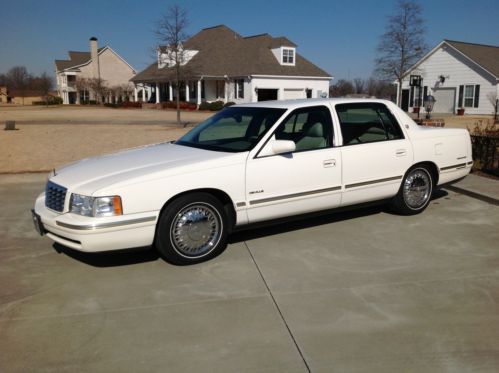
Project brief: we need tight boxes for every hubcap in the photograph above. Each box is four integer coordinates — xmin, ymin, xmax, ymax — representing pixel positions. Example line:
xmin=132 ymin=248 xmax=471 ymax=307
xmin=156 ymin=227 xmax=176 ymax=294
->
xmin=170 ymin=203 xmax=222 ymax=258
xmin=403 ymin=169 xmax=431 ymax=209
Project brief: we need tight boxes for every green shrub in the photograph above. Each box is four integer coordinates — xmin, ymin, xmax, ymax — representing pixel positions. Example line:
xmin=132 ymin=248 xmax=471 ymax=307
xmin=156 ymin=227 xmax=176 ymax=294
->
xmin=224 ymin=101 xmax=236 ymax=107
xmin=208 ymin=101 xmax=225 ymax=111
xmin=104 ymin=103 xmax=118 ymax=108
xmin=198 ymin=101 xmax=210 ymax=110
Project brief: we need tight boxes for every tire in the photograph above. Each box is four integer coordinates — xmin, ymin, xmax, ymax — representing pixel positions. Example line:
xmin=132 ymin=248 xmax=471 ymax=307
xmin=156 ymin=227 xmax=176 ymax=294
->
xmin=155 ymin=193 xmax=228 ymax=265
xmin=390 ymin=166 xmax=433 ymax=215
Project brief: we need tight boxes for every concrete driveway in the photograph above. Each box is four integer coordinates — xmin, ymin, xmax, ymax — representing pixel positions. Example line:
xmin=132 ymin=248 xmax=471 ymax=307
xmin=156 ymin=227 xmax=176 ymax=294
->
xmin=1 ymin=174 xmax=498 ymax=372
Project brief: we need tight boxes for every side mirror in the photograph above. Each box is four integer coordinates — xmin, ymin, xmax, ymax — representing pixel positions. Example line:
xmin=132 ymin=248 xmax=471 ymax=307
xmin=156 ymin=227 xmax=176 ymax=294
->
xmin=259 ymin=138 xmax=296 ymax=157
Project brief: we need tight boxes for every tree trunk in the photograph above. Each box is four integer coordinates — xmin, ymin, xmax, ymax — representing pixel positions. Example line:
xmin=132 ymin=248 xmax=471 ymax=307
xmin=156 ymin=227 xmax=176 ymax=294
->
xmin=397 ymin=78 xmax=403 ymax=107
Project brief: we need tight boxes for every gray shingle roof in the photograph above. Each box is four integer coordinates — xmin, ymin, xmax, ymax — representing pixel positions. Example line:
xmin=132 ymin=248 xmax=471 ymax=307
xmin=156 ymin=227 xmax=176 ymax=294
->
xmin=445 ymin=40 xmax=499 ymax=78
xmin=55 ymin=48 xmax=104 ymax=71
xmin=131 ymin=25 xmax=330 ymax=82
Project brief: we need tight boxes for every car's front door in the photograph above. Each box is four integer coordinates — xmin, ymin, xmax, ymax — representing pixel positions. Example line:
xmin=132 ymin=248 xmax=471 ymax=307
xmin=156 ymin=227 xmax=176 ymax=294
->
xmin=245 ymin=105 xmax=342 ymax=223
xmin=335 ymin=102 xmax=413 ymax=206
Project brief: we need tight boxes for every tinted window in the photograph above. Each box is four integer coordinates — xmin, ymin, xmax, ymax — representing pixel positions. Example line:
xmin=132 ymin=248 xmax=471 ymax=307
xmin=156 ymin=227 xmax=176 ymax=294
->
xmin=336 ymin=103 xmax=403 ymax=145
xmin=274 ymin=106 xmax=333 ymax=152
xmin=176 ymin=107 xmax=286 ymax=152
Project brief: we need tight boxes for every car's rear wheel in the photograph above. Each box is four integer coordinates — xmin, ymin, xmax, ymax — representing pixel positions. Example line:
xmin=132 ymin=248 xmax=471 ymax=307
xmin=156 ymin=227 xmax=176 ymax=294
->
xmin=391 ymin=166 xmax=433 ymax=215
xmin=155 ymin=193 xmax=228 ymax=265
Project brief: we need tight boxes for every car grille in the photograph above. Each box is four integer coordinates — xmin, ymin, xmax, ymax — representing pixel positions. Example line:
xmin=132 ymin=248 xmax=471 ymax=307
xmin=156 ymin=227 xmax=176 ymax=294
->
xmin=45 ymin=181 xmax=67 ymax=212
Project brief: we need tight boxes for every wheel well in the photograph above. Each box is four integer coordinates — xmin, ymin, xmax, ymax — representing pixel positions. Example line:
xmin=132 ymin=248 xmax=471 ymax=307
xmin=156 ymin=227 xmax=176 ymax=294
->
xmin=413 ymin=161 xmax=439 ymax=186
xmin=159 ymin=188 xmax=237 ymax=232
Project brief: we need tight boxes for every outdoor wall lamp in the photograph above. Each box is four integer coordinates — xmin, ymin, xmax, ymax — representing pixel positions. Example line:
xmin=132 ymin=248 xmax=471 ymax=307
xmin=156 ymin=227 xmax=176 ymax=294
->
xmin=439 ymin=75 xmax=446 ymax=84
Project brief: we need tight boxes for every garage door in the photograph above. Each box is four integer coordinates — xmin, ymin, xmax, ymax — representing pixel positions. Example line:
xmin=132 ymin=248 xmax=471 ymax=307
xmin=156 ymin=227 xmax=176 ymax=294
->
xmin=432 ymin=88 xmax=456 ymax=113
xmin=283 ymin=89 xmax=305 ymax=100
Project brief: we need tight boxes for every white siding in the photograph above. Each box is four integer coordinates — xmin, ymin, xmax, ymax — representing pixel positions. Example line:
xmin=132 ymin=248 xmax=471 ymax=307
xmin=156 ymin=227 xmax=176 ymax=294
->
xmin=401 ymin=44 xmax=497 ymax=115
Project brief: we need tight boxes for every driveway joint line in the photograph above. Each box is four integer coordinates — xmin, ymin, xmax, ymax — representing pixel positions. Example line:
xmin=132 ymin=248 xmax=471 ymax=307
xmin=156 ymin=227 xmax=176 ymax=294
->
xmin=244 ymin=241 xmax=311 ymax=373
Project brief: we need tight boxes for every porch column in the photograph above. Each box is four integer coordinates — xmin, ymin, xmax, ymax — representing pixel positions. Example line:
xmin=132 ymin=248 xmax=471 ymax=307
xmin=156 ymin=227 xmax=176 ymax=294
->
xmin=185 ymin=81 xmax=190 ymax=102
xmin=134 ymin=86 xmax=138 ymax=102
xmin=224 ymin=81 xmax=228 ymax=103
xmin=169 ymin=83 xmax=173 ymax=101
xmin=142 ymin=85 xmax=147 ymax=102
xmin=197 ymin=80 xmax=202 ymax=105
xmin=156 ymin=82 xmax=160 ymax=104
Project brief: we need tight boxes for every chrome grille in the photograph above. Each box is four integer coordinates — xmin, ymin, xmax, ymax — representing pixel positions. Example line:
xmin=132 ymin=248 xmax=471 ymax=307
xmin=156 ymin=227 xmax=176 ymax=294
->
xmin=45 ymin=181 xmax=67 ymax=212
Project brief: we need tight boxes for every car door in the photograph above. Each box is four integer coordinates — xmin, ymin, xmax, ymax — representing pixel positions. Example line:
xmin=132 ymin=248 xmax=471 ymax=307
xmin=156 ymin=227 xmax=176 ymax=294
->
xmin=245 ymin=105 xmax=342 ymax=223
xmin=334 ymin=102 xmax=413 ymax=206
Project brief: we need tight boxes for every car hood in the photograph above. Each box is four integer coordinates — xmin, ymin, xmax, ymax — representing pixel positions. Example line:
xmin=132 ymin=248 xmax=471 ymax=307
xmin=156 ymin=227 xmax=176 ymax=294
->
xmin=50 ymin=142 xmax=244 ymax=195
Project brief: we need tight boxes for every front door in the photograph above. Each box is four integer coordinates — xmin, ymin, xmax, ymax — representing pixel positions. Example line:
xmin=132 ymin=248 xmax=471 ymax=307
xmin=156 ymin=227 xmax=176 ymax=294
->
xmin=401 ymin=89 xmax=409 ymax=112
xmin=246 ymin=105 xmax=342 ymax=223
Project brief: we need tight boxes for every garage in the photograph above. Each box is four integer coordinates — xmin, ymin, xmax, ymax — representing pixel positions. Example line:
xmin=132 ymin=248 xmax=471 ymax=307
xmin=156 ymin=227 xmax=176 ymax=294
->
xmin=257 ymin=89 xmax=278 ymax=101
xmin=283 ymin=88 xmax=305 ymax=100
xmin=432 ymin=88 xmax=456 ymax=113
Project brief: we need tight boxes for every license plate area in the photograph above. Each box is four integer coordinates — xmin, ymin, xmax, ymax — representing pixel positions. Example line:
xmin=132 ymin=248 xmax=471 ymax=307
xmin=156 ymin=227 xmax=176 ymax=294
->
xmin=31 ymin=210 xmax=46 ymax=236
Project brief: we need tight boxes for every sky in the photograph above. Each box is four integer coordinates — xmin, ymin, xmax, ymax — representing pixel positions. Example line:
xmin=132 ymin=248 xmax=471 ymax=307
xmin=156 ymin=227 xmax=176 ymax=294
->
xmin=1 ymin=0 xmax=498 ymax=82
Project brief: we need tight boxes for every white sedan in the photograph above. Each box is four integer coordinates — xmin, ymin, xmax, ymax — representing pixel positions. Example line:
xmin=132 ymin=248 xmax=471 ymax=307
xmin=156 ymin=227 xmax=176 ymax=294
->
xmin=32 ymin=99 xmax=472 ymax=264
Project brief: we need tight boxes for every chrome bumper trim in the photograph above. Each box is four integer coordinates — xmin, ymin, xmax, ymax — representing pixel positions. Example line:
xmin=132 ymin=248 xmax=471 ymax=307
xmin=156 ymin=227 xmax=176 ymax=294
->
xmin=56 ymin=216 xmax=157 ymax=231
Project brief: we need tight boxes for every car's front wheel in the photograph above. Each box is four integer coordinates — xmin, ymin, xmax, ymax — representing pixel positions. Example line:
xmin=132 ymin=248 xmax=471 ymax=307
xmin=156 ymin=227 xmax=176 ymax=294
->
xmin=155 ymin=193 xmax=228 ymax=265
xmin=391 ymin=166 xmax=434 ymax=215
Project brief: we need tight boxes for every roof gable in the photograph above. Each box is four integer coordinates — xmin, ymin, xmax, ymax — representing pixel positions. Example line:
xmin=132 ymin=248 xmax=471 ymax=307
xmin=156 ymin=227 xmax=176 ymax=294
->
xmin=135 ymin=25 xmax=330 ymax=82
xmin=444 ymin=40 xmax=499 ymax=78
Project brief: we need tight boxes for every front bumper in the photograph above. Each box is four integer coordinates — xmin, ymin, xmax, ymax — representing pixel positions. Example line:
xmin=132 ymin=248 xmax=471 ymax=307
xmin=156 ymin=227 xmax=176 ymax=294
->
xmin=33 ymin=193 xmax=159 ymax=252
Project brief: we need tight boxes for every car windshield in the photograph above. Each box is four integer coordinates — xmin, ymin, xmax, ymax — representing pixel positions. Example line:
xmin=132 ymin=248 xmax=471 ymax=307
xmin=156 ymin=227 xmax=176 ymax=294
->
xmin=176 ymin=107 xmax=286 ymax=152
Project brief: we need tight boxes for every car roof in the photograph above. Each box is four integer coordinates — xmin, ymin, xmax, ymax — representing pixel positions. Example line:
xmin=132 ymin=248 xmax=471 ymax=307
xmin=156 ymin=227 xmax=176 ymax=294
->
xmin=235 ymin=98 xmax=395 ymax=110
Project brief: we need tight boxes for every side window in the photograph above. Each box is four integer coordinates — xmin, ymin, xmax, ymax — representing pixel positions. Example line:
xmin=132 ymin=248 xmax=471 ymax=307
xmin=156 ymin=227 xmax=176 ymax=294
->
xmin=274 ymin=106 xmax=333 ymax=152
xmin=336 ymin=103 xmax=404 ymax=145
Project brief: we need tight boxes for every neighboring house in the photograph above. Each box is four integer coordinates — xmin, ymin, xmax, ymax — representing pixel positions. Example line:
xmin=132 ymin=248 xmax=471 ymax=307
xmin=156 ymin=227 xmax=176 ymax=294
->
xmin=0 ymin=86 xmax=8 ymax=103
xmin=55 ymin=37 xmax=136 ymax=104
xmin=397 ymin=40 xmax=499 ymax=115
xmin=131 ymin=25 xmax=332 ymax=104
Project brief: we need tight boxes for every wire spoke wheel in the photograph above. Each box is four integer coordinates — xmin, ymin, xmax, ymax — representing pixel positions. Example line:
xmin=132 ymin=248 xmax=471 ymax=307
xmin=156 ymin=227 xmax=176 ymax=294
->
xmin=403 ymin=169 xmax=432 ymax=209
xmin=170 ymin=202 xmax=222 ymax=258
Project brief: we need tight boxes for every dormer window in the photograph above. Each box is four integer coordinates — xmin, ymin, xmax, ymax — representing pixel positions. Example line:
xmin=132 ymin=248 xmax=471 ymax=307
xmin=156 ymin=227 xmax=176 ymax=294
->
xmin=282 ymin=48 xmax=295 ymax=65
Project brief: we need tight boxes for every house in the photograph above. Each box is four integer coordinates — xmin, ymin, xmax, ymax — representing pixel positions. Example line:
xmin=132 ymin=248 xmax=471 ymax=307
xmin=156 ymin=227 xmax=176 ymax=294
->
xmin=55 ymin=37 xmax=136 ymax=104
xmin=0 ymin=86 xmax=8 ymax=103
xmin=130 ymin=25 xmax=332 ymax=105
xmin=397 ymin=40 xmax=499 ymax=115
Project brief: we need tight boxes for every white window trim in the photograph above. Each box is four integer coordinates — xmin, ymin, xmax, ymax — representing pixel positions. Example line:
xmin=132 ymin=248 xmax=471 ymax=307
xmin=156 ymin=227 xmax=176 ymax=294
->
xmin=463 ymin=84 xmax=476 ymax=108
xmin=281 ymin=47 xmax=296 ymax=66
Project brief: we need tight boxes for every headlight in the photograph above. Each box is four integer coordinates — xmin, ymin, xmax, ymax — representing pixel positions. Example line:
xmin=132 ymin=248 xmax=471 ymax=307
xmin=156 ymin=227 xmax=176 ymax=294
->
xmin=70 ymin=194 xmax=122 ymax=217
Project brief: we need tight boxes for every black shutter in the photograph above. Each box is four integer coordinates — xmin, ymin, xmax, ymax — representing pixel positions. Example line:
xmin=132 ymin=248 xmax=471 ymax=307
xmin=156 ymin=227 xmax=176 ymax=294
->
xmin=474 ymin=85 xmax=480 ymax=107
xmin=458 ymin=85 xmax=464 ymax=107
xmin=423 ymin=86 xmax=428 ymax=101
xmin=410 ymin=86 xmax=414 ymax=107
xmin=418 ymin=87 xmax=423 ymax=107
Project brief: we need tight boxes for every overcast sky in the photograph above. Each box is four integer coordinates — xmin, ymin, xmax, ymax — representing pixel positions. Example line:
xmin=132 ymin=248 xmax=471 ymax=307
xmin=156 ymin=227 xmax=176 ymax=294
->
xmin=1 ymin=0 xmax=498 ymax=81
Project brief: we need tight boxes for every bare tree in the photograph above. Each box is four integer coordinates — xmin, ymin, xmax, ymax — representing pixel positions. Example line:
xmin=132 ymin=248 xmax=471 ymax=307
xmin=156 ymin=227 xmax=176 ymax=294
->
xmin=155 ymin=4 xmax=189 ymax=125
xmin=353 ymin=78 xmax=365 ymax=94
xmin=330 ymin=79 xmax=355 ymax=97
xmin=487 ymin=92 xmax=498 ymax=120
xmin=36 ymin=72 xmax=53 ymax=106
xmin=6 ymin=66 xmax=31 ymax=105
xmin=87 ymin=77 xmax=107 ymax=104
xmin=375 ymin=0 xmax=427 ymax=107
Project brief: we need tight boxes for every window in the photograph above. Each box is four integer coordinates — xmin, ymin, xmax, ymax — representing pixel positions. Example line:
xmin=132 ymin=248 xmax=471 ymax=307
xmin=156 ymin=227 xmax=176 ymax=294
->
xmin=464 ymin=85 xmax=475 ymax=107
xmin=336 ymin=103 xmax=404 ymax=145
xmin=234 ymin=79 xmax=244 ymax=99
xmin=459 ymin=84 xmax=480 ymax=108
xmin=273 ymin=106 xmax=333 ymax=152
xmin=282 ymin=48 xmax=295 ymax=64
xmin=176 ymin=107 xmax=286 ymax=153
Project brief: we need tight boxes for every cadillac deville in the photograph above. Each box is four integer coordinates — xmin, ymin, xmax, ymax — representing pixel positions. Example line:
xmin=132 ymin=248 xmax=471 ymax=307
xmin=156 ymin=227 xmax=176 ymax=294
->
xmin=32 ymin=99 xmax=472 ymax=264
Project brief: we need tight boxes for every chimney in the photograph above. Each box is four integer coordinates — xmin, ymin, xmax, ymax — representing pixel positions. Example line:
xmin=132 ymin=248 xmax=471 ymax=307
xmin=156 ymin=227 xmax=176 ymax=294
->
xmin=90 ymin=37 xmax=100 ymax=79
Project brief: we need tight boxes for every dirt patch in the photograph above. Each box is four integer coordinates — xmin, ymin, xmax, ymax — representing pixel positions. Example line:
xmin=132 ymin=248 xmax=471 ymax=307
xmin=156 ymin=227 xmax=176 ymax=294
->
xmin=0 ymin=106 xmax=209 ymax=173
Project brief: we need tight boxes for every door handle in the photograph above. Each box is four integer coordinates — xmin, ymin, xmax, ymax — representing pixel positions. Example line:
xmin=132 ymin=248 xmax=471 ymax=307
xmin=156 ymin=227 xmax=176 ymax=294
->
xmin=395 ymin=149 xmax=407 ymax=157
xmin=323 ymin=159 xmax=336 ymax=167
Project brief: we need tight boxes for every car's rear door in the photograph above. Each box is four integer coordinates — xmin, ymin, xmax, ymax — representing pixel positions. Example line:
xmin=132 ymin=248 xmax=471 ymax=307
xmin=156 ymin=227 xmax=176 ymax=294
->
xmin=334 ymin=102 xmax=413 ymax=206
xmin=245 ymin=105 xmax=342 ymax=223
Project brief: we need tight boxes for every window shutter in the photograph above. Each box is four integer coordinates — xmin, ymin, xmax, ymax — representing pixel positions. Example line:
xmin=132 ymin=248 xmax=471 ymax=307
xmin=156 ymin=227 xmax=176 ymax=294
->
xmin=418 ymin=87 xmax=423 ymax=107
xmin=423 ymin=86 xmax=428 ymax=101
xmin=458 ymin=85 xmax=464 ymax=107
xmin=474 ymin=85 xmax=480 ymax=107
xmin=410 ymin=86 xmax=414 ymax=107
